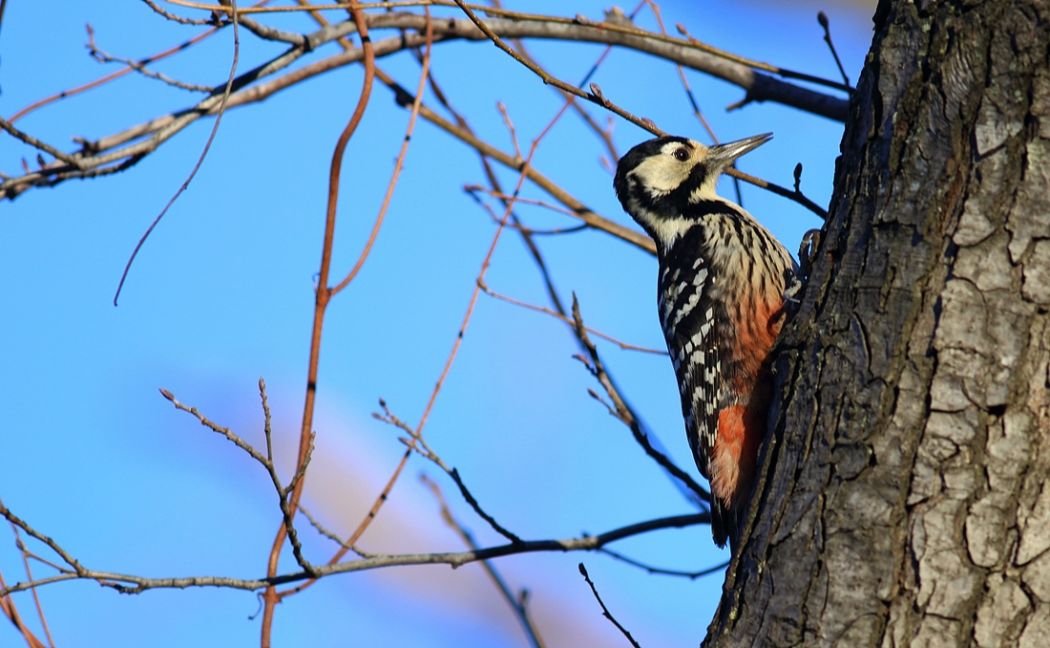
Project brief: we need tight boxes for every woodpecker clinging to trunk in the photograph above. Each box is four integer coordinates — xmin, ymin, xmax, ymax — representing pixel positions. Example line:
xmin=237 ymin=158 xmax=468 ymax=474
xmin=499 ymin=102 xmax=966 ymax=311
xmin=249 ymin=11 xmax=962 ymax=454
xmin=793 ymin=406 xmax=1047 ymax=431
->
xmin=613 ymin=133 xmax=799 ymax=549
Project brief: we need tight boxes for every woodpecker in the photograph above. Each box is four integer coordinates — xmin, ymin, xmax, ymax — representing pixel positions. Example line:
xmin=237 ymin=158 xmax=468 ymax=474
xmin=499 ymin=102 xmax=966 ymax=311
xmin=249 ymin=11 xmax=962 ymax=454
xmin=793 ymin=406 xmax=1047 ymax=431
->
xmin=614 ymin=133 xmax=799 ymax=549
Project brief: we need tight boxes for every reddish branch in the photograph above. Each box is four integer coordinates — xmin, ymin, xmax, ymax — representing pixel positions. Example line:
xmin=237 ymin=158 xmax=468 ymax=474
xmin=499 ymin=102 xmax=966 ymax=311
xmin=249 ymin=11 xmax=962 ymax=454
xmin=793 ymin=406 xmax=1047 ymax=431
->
xmin=268 ymin=0 xmax=436 ymax=606
xmin=0 ymin=570 xmax=47 ymax=648
xmin=6 ymin=21 xmax=223 ymax=124
xmin=257 ymin=1 xmax=376 ymax=644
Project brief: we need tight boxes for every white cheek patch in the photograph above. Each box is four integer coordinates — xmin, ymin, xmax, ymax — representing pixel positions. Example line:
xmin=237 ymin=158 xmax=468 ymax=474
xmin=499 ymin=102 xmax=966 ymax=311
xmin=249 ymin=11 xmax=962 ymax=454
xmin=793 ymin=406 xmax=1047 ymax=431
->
xmin=631 ymin=156 xmax=688 ymax=194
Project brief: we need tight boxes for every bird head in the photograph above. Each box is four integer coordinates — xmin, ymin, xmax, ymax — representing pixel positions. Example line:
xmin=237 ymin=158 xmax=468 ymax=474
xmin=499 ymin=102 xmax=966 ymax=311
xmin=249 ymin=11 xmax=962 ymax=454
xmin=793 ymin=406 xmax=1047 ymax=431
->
xmin=613 ymin=133 xmax=772 ymax=237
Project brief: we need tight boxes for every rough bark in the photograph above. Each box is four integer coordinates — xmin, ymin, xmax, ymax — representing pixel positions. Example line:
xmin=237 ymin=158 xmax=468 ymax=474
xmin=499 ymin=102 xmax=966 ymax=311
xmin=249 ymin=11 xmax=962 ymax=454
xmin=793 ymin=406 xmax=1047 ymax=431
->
xmin=706 ymin=1 xmax=1050 ymax=646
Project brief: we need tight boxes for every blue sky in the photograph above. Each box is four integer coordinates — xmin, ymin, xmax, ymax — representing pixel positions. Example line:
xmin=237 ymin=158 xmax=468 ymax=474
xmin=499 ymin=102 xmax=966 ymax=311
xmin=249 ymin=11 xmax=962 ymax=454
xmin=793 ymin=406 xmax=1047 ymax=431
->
xmin=1 ymin=2 xmax=873 ymax=645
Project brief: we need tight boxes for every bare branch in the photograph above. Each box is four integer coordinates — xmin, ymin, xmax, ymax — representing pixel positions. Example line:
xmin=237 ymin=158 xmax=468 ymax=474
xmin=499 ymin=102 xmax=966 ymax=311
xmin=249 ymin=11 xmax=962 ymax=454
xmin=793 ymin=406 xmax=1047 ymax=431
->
xmin=421 ymin=475 xmax=546 ymax=648
xmin=375 ymin=400 xmax=524 ymax=545
xmin=260 ymin=1 xmax=377 ymax=637
xmin=330 ymin=8 xmax=434 ymax=296
xmin=598 ymin=547 xmax=728 ymax=580
xmin=159 ymin=388 xmax=269 ymax=466
xmin=570 ymin=295 xmax=711 ymax=505
xmin=86 ymin=26 xmax=212 ymax=92
xmin=0 ymin=569 xmax=48 ymax=648
xmin=112 ymin=0 xmax=241 ymax=305
xmin=817 ymin=11 xmax=851 ymax=88
xmin=158 ymin=387 xmax=315 ymax=573
xmin=0 ymin=502 xmax=84 ymax=578
xmin=366 ymin=11 xmax=849 ymax=119
xmin=2 ymin=10 xmax=848 ymax=202
xmin=0 ymin=117 xmax=83 ymax=168
xmin=6 ymin=23 xmax=222 ymax=125
xmin=0 ymin=512 xmax=709 ymax=597
xmin=578 ymin=563 xmax=641 ymax=648
xmin=140 ymin=0 xmax=218 ymax=25
xmin=452 ymin=0 xmax=663 ymax=136
xmin=259 ymin=378 xmax=274 ymax=465
xmin=6 ymin=525 xmax=55 ymax=648
xmin=476 ymin=277 xmax=667 ymax=356
xmin=297 ymin=504 xmax=372 ymax=557
xmin=168 ymin=1 xmax=851 ymax=94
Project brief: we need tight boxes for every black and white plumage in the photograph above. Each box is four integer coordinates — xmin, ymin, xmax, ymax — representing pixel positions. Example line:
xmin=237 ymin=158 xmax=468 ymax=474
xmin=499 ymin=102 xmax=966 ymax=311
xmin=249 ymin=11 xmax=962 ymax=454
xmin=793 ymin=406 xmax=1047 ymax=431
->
xmin=614 ymin=134 xmax=799 ymax=548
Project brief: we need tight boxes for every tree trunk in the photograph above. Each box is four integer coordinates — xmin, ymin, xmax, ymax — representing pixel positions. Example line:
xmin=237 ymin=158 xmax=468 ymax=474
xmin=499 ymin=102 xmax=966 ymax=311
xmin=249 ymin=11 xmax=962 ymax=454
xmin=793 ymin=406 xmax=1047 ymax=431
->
xmin=706 ymin=1 xmax=1050 ymax=646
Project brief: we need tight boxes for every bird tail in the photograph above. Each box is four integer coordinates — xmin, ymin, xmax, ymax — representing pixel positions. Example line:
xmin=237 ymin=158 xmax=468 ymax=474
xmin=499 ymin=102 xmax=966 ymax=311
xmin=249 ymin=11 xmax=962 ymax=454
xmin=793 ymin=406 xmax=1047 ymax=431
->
xmin=710 ymin=494 xmax=734 ymax=549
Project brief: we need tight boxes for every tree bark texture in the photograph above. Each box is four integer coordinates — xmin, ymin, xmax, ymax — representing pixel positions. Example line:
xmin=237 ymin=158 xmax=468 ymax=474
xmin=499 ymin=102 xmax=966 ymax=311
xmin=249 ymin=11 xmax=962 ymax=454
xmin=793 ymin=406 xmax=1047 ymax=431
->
xmin=706 ymin=1 xmax=1050 ymax=646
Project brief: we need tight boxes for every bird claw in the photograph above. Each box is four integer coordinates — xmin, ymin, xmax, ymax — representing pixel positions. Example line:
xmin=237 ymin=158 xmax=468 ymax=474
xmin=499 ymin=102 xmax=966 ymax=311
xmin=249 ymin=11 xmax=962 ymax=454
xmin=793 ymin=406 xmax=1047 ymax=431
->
xmin=782 ymin=229 xmax=821 ymax=314
xmin=798 ymin=228 xmax=822 ymax=283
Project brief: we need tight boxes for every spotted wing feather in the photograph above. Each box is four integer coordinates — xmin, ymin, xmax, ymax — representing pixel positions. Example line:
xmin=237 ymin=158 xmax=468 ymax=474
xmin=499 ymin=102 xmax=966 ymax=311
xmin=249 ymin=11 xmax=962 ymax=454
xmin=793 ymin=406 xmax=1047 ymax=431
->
xmin=657 ymin=226 xmax=735 ymax=546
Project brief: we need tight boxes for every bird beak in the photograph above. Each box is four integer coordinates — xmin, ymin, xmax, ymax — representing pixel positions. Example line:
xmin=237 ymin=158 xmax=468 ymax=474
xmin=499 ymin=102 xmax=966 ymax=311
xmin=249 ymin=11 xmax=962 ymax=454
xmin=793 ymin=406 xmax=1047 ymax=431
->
xmin=707 ymin=133 xmax=773 ymax=171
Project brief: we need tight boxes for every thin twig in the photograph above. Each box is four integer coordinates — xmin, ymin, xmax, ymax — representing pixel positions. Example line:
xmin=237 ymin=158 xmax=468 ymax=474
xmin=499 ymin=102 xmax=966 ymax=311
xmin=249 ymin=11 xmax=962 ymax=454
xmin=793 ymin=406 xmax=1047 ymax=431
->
xmin=273 ymin=0 xmax=438 ymax=605
xmin=318 ymin=32 xmax=620 ymax=580
xmin=477 ymin=278 xmax=666 ymax=356
xmin=8 ymin=525 xmax=55 ymax=648
xmin=570 ymin=296 xmax=711 ymax=504
xmin=160 ymin=388 xmax=268 ymax=465
xmin=140 ymin=0 xmax=218 ymax=25
xmin=275 ymin=444 xmax=414 ymax=600
xmin=658 ymin=14 xmax=744 ymax=205
xmin=483 ymin=219 xmax=588 ymax=237
xmin=237 ymin=13 xmax=307 ymax=43
xmin=463 ymin=185 xmax=589 ymax=220
xmin=86 ymin=26 xmax=213 ymax=92
xmin=727 ymin=165 xmax=827 ymax=220
xmin=158 ymin=388 xmax=315 ymax=573
xmin=373 ymin=401 xmax=524 ymax=544
xmin=451 ymin=0 xmax=661 ymax=136
xmin=297 ymin=504 xmax=372 ymax=557
xmin=558 ymin=0 xmax=651 ymax=164
xmin=465 ymin=190 xmax=589 ymax=234
xmin=0 ymin=503 xmax=84 ymax=578
xmin=0 ymin=118 xmax=83 ymax=167
xmin=0 ymin=570 xmax=47 ymax=648
xmin=578 ymin=563 xmax=640 ymax=648
xmin=817 ymin=12 xmax=851 ymax=87
xmin=598 ymin=547 xmax=728 ymax=580
xmin=259 ymin=378 xmax=274 ymax=465
xmin=420 ymin=475 xmax=546 ymax=648
xmin=496 ymin=102 xmax=522 ymax=161
xmin=330 ymin=7 xmax=433 ymax=296
xmin=112 ymin=0 xmax=241 ymax=305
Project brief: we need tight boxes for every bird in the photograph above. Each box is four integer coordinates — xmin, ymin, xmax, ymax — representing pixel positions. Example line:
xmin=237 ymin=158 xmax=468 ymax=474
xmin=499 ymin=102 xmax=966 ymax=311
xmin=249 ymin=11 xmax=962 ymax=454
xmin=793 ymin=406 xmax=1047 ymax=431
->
xmin=613 ymin=133 xmax=799 ymax=549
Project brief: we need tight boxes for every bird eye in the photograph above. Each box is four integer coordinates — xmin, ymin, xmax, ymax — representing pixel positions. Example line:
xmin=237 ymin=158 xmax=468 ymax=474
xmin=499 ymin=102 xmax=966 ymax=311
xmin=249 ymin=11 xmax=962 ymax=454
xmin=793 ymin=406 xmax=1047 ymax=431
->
xmin=673 ymin=148 xmax=690 ymax=161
